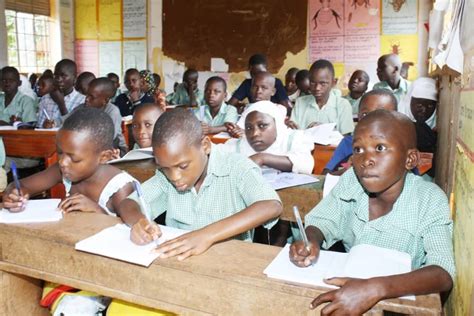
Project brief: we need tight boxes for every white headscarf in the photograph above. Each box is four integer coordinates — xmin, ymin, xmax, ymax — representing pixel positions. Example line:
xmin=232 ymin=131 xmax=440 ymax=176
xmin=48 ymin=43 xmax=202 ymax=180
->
xmin=399 ymin=77 xmax=438 ymax=128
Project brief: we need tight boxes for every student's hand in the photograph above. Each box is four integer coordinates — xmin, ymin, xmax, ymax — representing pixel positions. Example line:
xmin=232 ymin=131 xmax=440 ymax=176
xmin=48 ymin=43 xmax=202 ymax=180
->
xmin=285 ymin=119 xmax=299 ymax=129
xmin=249 ymin=153 xmax=267 ymax=167
xmin=307 ymin=122 xmax=321 ymax=129
xmin=225 ymin=122 xmax=244 ymax=138
xmin=201 ymin=122 xmax=210 ymax=135
xmin=2 ymin=184 xmax=29 ymax=212
xmin=42 ymin=119 xmax=56 ymax=129
xmin=110 ymin=148 xmax=121 ymax=160
xmin=59 ymin=193 xmax=103 ymax=213
xmin=309 ymin=277 xmax=381 ymax=315
xmin=131 ymin=217 xmax=162 ymax=245
xmin=289 ymin=240 xmax=320 ymax=267
xmin=155 ymin=228 xmax=214 ymax=261
xmin=153 ymin=90 xmax=167 ymax=112
xmin=10 ymin=115 xmax=21 ymax=124
xmin=50 ymin=89 xmax=65 ymax=106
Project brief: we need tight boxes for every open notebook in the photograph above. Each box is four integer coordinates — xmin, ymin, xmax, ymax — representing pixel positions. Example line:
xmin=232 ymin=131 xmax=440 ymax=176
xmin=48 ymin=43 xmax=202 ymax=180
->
xmin=0 ymin=199 xmax=62 ymax=223
xmin=262 ymin=170 xmax=319 ymax=190
xmin=108 ymin=147 xmax=153 ymax=164
xmin=303 ymin=123 xmax=343 ymax=146
xmin=75 ymin=224 xmax=188 ymax=267
xmin=264 ymin=244 xmax=414 ymax=300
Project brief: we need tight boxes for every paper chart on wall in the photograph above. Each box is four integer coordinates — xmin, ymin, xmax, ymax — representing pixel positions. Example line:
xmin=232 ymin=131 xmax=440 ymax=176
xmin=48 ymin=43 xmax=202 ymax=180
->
xmin=308 ymin=0 xmax=344 ymax=37
xmin=75 ymin=40 xmax=99 ymax=75
xmin=382 ymin=0 xmax=418 ymax=35
xmin=99 ymin=41 xmax=122 ymax=77
xmin=309 ymin=36 xmax=344 ymax=63
xmin=75 ymin=0 xmax=97 ymax=39
xmin=98 ymin=0 xmax=121 ymax=41
xmin=123 ymin=0 xmax=147 ymax=38
xmin=344 ymin=0 xmax=380 ymax=35
xmin=123 ymin=40 xmax=147 ymax=72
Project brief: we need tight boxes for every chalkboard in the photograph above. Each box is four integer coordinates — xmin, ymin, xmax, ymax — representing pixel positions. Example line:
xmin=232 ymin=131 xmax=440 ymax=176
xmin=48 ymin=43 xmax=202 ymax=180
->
xmin=162 ymin=0 xmax=307 ymax=72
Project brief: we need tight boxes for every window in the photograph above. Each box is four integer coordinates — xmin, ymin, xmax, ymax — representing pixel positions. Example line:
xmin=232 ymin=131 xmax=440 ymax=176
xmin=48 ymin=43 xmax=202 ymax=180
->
xmin=6 ymin=10 xmax=52 ymax=74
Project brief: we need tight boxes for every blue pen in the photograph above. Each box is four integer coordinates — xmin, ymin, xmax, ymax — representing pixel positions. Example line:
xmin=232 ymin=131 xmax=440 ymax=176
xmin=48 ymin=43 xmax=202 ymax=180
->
xmin=11 ymin=161 xmax=22 ymax=196
xmin=133 ymin=181 xmax=152 ymax=221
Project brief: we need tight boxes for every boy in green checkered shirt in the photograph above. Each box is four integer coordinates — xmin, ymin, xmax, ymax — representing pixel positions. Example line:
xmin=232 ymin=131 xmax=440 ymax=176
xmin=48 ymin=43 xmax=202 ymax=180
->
xmin=290 ymin=109 xmax=454 ymax=314
xmin=118 ymin=108 xmax=282 ymax=260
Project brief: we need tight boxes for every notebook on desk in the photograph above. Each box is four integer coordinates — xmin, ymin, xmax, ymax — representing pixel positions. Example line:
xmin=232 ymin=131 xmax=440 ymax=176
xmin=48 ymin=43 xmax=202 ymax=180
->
xmin=264 ymin=244 xmax=414 ymax=300
xmin=108 ymin=147 xmax=154 ymax=164
xmin=75 ymin=224 xmax=188 ymax=267
xmin=0 ymin=199 xmax=62 ymax=223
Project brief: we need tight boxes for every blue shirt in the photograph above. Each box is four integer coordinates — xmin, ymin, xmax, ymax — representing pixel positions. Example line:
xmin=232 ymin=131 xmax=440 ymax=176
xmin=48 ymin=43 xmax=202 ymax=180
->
xmin=231 ymin=78 xmax=289 ymax=104
xmin=325 ymin=135 xmax=353 ymax=171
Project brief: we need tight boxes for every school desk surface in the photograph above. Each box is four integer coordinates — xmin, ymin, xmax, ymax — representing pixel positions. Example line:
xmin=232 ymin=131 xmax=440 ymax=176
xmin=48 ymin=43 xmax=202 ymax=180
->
xmin=114 ymin=158 xmax=324 ymax=223
xmin=0 ymin=212 xmax=442 ymax=315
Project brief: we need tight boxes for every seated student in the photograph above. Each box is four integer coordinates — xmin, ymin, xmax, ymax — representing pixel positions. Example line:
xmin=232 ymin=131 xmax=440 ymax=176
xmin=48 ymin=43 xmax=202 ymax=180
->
xmin=37 ymin=74 xmax=55 ymax=99
xmin=399 ymin=77 xmax=438 ymax=177
xmin=118 ymin=109 xmax=282 ymax=259
xmin=0 ymin=66 xmax=38 ymax=125
xmin=287 ymin=59 xmax=354 ymax=135
xmin=295 ymin=69 xmax=311 ymax=97
xmin=107 ymin=72 xmax=122 ymax=103
xmin=168 ymin=69 xmax=204 ymax=107
xmin=131 ymin=103 xmax=163 ymax=149
xmin=165 ymin=81 xmax=179 ymax=104
xmin=228 ymin=54 xmax=292 ymax=111
xmin=323 ymin=89 xmax=397 ymax=175
xmin=221 ymin=101 xmax=314 ymax=175
xmin=285 ymin=67 xmax=300 ymax=104
xmin=290 ymin=110 xmax=454 ymax=314
xmin=37 ymin=59 xmax=86 ymax=128
xmin=343 ymin=69 xmax=370 ymax=114
xmin=3 ymin=107 xmax=136 ymax=215
xmin=114 ymin=68 xmax=154 ymax=117
xmin=374 ymin=53 xmax=410 ymax=103
xmin=84 ymin=78 xmax=128 ymax=156
xmin=193 ymin=76 xmax=238 ymax=135
xmin=75 ymin=71 xmax=96 ymax=96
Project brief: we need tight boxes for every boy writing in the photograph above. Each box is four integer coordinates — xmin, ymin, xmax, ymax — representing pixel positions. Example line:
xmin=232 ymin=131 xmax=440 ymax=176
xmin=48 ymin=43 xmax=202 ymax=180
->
xmin=343 ymin=69 xmax=370 ymax=114
xmin=114 ymin=68 xmax=154 ymax=117
xmin=290 ymin=110 xmax=454 ymax=314
xmin=228 ymin=54 xmax=292 ymax=112
xmin=194 ymin=76 xmax=238 ymax=135
xmin=374 ymin=54 xmax=410 ymax=103
xmin=37 ymin=59 xmax=85 ymax=128
xmin=118 ymin=109 xmax=282 ymax=260
xmin=287 ymin=59 xmax=354 ymax=135
xmin=0 ymin=66 xmax=37 ymax=125
xmin=168 ymin=69 xmax=204 ymax=107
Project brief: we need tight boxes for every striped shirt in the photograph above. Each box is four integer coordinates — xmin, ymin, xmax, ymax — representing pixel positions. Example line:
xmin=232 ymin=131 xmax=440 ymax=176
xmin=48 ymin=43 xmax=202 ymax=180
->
xmin=37 ymin=89 xmax=85 ymax=127
xmin=129 ymin=145 xmax=280 ymax=241
xmin=305 ymin=168 xmax=455 ymax=279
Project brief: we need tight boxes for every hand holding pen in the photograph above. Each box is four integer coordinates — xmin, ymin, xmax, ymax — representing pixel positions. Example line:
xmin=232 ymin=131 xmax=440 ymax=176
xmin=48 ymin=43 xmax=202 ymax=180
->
xmin=3 ymin=161 xmax=29 ymax=212
xmin=130 ymin=182 xmax=162 ymax=245
xmin=289 ymin=206 xmax=320 ymax=267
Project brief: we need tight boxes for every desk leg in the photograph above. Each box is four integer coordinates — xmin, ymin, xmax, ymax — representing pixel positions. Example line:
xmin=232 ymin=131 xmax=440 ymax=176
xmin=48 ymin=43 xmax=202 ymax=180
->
xmin=0 ymin=271 xmax=49 ymax=316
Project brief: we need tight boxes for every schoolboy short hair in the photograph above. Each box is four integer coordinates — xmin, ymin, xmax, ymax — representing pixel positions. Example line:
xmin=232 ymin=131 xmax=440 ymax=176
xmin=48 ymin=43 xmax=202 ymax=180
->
xmin=183 ymin=69 xmax=198 ymax=79
xmin=134 ymin=103 xmax=163 ymax=116
xmin=89 ymin=77 xmax=115 ymax=98
xmin=62 ymin=107 xmax=114 ymax=151
xmin=249 ymin=54 xmax=267 ymax=67
xmin=310 ymin=59 xmax=335 ymax=78
xmin=125 ymin=68 xmax=139 ymax=77
xmin=360 ymin=89 xmax=398 ymax=110
xmin=1 ymin=66 xmax=20 ymax=80
xmin=55 ymin=59 xmax=77 ymax=76
xmin=152 ymin=108 xmax=202 ymax=148
xmin=107 ymin=72 xmax=119 ymax=81
xmin=205 ymin=76 xmax=227 ymax=91
xmin=295 ymin=69 xmax=310 ymax=84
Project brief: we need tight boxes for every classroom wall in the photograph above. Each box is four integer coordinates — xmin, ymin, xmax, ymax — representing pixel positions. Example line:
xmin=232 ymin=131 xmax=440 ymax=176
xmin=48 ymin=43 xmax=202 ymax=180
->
xmin=0 ymin=0 xmax=8 ymax=67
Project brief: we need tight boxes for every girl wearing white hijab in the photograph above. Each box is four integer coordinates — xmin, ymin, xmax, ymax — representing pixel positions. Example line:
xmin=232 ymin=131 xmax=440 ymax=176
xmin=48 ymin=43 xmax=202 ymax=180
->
xmin=399 ymin=77 xmax=437 ymax=129
xmin=220 ymin=101 xmax=314 ymax=174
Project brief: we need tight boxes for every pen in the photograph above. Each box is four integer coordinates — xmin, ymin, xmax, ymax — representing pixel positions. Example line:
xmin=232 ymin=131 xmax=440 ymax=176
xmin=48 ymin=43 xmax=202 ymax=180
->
xmin=133 ymin=181 xmax=159 ymax=245
xmin=42 ymin=108 xmax=51 ymax=121
xmin=11 ymin=161 xmax=22 ymax=197
xmin=293 ymin=205 xmax=311 ymax=252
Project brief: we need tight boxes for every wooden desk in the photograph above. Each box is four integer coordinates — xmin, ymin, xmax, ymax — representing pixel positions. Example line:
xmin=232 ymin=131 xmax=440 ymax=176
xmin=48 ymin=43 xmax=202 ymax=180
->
xmin=115 ymin=158 xmax=323 ymax=222
xmin=0 ymin=129 xmax=65 ymax=198
xmin=312 ymin=144 xmax=336 ymax=175
xmin=0 ymin=213 xmax=441 ymax=315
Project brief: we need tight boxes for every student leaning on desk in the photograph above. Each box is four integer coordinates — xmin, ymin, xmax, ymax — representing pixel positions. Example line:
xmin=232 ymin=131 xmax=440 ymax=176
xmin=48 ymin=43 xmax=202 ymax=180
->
xmin=290 ymin=110 xmax=454 ymax=314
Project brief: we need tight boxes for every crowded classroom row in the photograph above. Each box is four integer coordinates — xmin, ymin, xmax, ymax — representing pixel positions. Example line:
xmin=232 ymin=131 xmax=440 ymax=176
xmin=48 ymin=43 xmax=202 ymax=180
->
xmin=0 ymin=48 xmax=452 ymax=315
